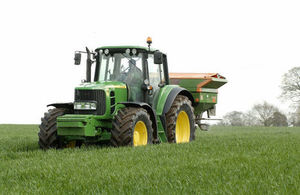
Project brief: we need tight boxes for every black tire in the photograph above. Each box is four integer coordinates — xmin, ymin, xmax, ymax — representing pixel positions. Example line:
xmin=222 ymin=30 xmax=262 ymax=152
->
xmin=38 ymin=108 xmax=70 ymax=149
xmin=110 ymin=107 xmax=153 ymax=147
xmin=165 ymin=95 xmax=195 ymax=143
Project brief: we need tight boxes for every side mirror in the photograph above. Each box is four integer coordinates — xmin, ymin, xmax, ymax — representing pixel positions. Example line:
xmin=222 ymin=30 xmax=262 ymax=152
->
xmin=154 ymin=51 xmax=163 ymax=64
xmin=74 ymin=52 xmax=81 ymax=65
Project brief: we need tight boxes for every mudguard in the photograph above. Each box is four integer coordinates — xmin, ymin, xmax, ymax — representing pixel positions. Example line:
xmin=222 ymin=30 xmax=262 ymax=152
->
xmin=162 ymin=87 xmax=194 ymax=115
xmin=154 ymin=87 xmax=194 ymax=137
xmin=118 ymin=102 xmax=158 ymax=140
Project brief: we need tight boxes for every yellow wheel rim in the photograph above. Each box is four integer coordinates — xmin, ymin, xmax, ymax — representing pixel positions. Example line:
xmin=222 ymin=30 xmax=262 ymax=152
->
xmin=133 ymin=121 xmax=148 ymax=146
xmin=175 ymin=111 xmax=190 ymax=143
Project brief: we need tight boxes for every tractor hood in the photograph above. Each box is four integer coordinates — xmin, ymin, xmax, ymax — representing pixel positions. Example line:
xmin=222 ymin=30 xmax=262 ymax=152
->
xmin=74 ymin=81 xmax=128 ymax=118
xmin=75 ymin=81 xmax=127 ymax=91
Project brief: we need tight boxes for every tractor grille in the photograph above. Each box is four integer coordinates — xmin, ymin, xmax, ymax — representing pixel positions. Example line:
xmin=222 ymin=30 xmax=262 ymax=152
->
xmin=74 ymin=89 xmax=106 ymax=115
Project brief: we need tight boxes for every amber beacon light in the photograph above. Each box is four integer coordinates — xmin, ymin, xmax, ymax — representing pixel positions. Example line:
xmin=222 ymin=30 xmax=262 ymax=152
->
xmin=147 ymin=37 xmax=152 ymax=50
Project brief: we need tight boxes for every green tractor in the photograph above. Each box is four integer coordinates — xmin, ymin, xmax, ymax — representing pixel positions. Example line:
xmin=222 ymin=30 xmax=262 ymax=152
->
xmin=38 ymin=38 xmax=227 ymax=149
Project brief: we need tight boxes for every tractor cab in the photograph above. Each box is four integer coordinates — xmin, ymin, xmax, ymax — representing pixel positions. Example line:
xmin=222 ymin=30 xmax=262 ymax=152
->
xmin=74 ymin=42 xmax=169 ymax=106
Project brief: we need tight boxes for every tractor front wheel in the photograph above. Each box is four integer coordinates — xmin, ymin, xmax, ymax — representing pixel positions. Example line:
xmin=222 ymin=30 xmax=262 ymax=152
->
xmin=111 ymin=107 xmax=153 ymax=147
xmin=38 ymin=108 xmax=71 ymax=149
xmin=166 ymin=95 xmax=195 ymax=143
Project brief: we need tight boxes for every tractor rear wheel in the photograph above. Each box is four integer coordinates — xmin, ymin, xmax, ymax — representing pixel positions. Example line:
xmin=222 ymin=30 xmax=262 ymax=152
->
xmin=111 ymin=107 xmax=153 ymax=147
xmin=166 ymin=95 xmax=195 ymax=143
xmin=38 ymin=108 xmax=71 ymax=149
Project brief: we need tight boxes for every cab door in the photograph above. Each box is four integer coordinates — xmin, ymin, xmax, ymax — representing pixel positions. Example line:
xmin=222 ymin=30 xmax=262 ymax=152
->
xmin=146 ymin=54 xmax=166 ymax=108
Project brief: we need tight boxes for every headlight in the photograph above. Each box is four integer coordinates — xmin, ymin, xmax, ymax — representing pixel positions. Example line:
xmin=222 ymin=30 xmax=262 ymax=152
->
xmin=74 ymin=102 xmax=97 ymax=110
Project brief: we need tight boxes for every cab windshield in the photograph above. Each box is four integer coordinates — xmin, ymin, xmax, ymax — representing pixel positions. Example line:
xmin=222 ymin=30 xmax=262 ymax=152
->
xmin=96 ymin=53 xmax=143 ymax=82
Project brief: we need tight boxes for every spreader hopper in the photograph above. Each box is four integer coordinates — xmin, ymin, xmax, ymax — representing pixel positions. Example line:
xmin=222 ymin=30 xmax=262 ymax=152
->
xmin=169 ymin=73 xmax=227 ymax=115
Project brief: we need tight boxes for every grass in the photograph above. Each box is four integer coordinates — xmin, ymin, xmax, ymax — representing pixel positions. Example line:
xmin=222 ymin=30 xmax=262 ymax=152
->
xmin=0 ymin=125 xmax=300 ymax=194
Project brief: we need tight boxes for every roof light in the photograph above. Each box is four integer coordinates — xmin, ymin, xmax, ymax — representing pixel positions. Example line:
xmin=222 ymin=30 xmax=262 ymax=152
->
xmin=147 ymin=37 xmax=152 ymax=51
xmin=104 ymin=49 xmax=109 ymax=55
xmin=147 ymin=37 xmax=152 ymax=44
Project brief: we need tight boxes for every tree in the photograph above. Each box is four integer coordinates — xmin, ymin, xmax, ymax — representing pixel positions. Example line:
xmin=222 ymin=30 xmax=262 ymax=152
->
xmin=271 ymin=111 xmax=288 ymax=127
xmin=280 ymin=67 xmax=300 ymax=103
xmin=288 ymin=107 xmax=300 ymax=126
xmin=220 ymin=102 xmax=288 ymax=127
xmin=280 ymin=67 xmax=300 ymax=126
xmin=221 ymin=111 xmax=244 ymax=126
xmin=252 ymin=101 xmax=279 ymax=126
xmin=242 ymin=110 xmax=260 ymax=126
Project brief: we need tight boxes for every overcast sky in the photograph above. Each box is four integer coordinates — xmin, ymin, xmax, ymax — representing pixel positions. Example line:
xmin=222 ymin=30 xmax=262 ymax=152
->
xmin=0 ymin=0 xmax=299 ymax=124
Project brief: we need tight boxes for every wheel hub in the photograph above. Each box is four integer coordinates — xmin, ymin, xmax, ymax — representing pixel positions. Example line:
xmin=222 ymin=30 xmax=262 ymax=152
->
xmin=133 ymin=121 xmax=148 ymax=146
xmin=175 ymin=111 xmax=190 ymax=143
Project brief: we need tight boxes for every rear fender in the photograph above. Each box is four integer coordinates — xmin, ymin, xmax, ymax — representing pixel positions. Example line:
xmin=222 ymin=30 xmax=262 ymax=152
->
xmin=162 ymin=88 xmax=194 ymax=114
xmin=155 ymin=86 xmax=194 ymax=135
xmin=156 ymin=86 xmax=194 ymax=115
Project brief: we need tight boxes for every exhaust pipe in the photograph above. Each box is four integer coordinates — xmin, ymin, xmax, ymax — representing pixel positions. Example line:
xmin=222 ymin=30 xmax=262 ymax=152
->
xmin=86 ymin=47 xmax=92 ymax=82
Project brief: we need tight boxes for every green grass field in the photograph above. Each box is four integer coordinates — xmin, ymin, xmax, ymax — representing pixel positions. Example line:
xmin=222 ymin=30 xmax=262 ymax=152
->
xmin=0 ymin=125 xmax=299 ymax=194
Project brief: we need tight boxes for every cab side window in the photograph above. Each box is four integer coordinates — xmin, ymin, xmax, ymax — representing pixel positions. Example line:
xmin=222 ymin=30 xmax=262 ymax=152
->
xmin=148 ymin=54 xmax=165 ymax=88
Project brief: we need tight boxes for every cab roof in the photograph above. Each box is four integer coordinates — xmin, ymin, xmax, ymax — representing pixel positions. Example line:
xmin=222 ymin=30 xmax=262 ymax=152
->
xmin=96 ymin=45 xmax=158 ymax=53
